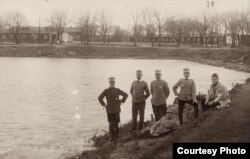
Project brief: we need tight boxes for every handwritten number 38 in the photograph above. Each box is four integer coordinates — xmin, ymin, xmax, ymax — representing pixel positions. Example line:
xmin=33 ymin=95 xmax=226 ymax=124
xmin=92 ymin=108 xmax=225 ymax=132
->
xmin=206 ymin=1 xmax=215 ymax=8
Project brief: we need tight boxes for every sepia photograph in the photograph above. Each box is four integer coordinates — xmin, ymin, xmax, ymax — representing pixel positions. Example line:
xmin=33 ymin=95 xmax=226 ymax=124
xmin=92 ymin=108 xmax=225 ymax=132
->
xmin=0 ymin=0 xmax=250 ymax=159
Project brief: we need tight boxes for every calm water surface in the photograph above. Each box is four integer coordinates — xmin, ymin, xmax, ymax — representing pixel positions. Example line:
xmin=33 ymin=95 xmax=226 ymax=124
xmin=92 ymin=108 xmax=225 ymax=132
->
xmin=0 ymin=58 xmax=249 ymax=159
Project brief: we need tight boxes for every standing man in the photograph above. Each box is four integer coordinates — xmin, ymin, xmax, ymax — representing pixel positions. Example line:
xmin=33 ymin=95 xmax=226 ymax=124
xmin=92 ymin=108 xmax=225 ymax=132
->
xmin=98 ymin=77 xmax=128 ymax=141
xmin=173 ymin=68 xmax=198 ymax=127
xmin=130 ymin=70 xmax=150 ymax=131
xmin=150 ymin=70 xmax=170 ymax=121
xmin=203 ymin=73 xmax=231 ymax=111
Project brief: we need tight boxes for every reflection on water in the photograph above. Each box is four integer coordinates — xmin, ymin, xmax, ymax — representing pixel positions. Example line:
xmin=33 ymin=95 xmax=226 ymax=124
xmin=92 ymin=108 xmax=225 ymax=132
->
xmin=0 ymin=58 xmax=249 ymax=159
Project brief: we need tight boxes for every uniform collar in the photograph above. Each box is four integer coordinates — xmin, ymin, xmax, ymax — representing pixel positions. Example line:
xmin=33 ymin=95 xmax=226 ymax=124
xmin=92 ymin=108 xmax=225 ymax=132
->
xmin=212 ymin=82 xmax=220 ymax=89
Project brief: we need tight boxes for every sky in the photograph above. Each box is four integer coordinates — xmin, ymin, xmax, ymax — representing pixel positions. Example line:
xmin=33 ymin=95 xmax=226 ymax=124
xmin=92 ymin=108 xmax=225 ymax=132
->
xmin=0 ymin=0 xmax=249 ymax=29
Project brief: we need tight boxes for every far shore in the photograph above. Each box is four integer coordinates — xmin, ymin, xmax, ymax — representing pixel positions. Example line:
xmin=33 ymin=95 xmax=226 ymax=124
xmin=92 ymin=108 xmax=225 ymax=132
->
xmin=0 ymin=44 xmax=249 ymax=73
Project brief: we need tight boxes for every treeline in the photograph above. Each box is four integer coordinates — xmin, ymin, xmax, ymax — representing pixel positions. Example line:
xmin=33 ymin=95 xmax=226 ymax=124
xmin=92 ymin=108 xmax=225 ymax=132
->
xmin=131 ymin=9 xmax=250 ymax=47
xmin=0 ymin=9 xmax=250 ymax=48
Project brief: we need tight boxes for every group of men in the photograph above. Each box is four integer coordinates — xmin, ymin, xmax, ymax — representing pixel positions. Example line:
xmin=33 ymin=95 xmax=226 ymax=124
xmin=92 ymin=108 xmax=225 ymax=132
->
xmin=98 ymin=68 xmax=231 ymax=141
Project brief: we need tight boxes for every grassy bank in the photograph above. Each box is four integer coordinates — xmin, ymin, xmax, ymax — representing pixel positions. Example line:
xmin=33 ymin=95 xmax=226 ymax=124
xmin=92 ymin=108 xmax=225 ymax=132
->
xmin=0 ymin=45 xmax=249 ymax=72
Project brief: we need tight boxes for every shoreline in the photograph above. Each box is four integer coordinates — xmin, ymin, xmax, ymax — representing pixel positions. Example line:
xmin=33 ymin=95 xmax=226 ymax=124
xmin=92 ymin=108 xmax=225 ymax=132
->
xmin=0 ymin=45 xmax=249 ymax=73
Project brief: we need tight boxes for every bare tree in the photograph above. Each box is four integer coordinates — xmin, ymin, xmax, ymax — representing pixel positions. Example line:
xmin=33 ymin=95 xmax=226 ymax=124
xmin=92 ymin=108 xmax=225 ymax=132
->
xmin=107 ymin=18 xmax=113 ymax=44
xmin=238 ymin=11 xmax=250 ymax=46
xmin=132 ymin=12 xmax=142 ymax=46
xmin=78 ymin=11 xmax=96 ymax=45
xmin=209 ymin=14 xmax=224 ymax=47
xmin=153 ymin=9 xmax=165 ymax=46
xmin=112 ymin=26 xmax=129 ymax=42
xmin=244 ymin=11 xmax=250 ymax=46
xmin=99 ymin=11 xmax=112 ymax=45
xmin=201 ymin=12 xmax=211 ymax=47
xmin=191 ymin=18 xmax=203 ymax=46
xmin=165 ymin=16 xmax=183 ymax=47
xmin=2 ymin=11 xmax=25 ymax=44
xmin=88 ymin=23 xmax=98 ymax=42
xmin=191 ymin=13 xmax=211 ymax=47
xmin=142 ymin=9 xmax=156 ymax=47
xmin=183 ymin=18 xmax=202 ymax=46
xmin=49 ymin=10 xmax=69 ymax=44
xmin=0 ymin=20 xmax=2 ymax=29
xmin=221 ymin=11 xmax=241 ymax=47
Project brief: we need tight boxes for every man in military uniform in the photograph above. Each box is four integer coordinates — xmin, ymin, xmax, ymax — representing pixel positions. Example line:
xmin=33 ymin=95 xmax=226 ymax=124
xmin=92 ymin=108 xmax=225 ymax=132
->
xmin=150 ymin=70 xmax=170 ymax=121
xmin=98 ymin=77 xmax=128 ymax=141
xmin=203 ymin=73 xmax=231 ymax=111
xmin=130 ymin=70 xmax=150 ymax=131
xmin=173 ymin=68 xmax=198 ymax=127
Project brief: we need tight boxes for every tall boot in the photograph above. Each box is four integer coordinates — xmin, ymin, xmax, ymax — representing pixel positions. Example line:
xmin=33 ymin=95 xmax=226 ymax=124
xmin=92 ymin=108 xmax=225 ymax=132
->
xmin=139 ymin=121 xmax=144 ymax=131
xmin=109 ymin=122 xmax=114 ymax=141
xmin=193 ymin=102 xmax=199 ymax=119
xmin=114 ymin=122 xmax=119 ymax=139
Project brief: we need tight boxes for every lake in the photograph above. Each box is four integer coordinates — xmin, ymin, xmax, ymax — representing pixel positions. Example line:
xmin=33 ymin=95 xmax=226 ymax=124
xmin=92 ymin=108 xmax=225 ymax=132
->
xmin=0 ymin=58 xmax=249 ymax=159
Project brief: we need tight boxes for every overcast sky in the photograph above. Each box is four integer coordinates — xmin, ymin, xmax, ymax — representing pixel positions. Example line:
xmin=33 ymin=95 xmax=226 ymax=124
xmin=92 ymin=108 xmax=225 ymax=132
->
xmin=0 ymin=0 xmax=249 ymax=28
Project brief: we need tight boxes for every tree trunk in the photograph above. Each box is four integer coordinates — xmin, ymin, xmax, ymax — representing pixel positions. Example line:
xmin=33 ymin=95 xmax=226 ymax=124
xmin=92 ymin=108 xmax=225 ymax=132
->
xmin=237 ymin=34 xmax=241 ymax=47
xmin=200 ymin=34 xmax=204 ymax=46
xmin=15 ymin=38 xmax=19 ymax=45
xmin=103 ymin=35 xmax=106 ymax=44
xmin=174 ymin=36 xmax=180 ymax=47
xmin=158 ymin=33 xmax=161 ymax=47
xmin=59 ymin=32 xmax=63 ymax=44
xmin=231 ymin=34 xmax=236 ymax=48
xmin=133 ymin=35 xmax=137 ymax=46
xmin=176 ymin=39 xmax=180 ymax=47
xmin=80 ymin=32 xmax=83 ymax=44
xmin=86 ymin=33 xmax=89 ymax=45
xmin=151 ymin=36 xmax=154 ymax=47
xmin=86 ymin=27 xmax=89 ymax=45
xmin=204 ymin=33 xmax=208 ymax=47
xmin=211 ymin=36 xmax=213 ymax=48
xmin=14 ymin=34 xmax=19 ymax=45
xmin=217 ymin=36 xmax=220 ymax=48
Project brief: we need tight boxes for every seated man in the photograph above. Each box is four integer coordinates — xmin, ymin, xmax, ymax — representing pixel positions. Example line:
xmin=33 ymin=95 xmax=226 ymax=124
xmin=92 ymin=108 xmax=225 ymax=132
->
xmin=203 ymin=73 xmax=231 ymax=111
xmin=150 ymin=113 xmax=179 ymax=137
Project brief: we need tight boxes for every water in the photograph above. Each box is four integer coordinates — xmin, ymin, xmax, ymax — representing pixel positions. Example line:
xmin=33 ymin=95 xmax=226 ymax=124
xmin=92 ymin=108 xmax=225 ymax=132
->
xmin=0 ymin=58 xmax=249 ymax=159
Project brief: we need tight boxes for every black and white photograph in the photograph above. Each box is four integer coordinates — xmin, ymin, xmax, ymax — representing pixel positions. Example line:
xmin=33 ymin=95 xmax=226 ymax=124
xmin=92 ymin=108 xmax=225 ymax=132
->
xmin=0 ymin=0 xmax=250 ymax=159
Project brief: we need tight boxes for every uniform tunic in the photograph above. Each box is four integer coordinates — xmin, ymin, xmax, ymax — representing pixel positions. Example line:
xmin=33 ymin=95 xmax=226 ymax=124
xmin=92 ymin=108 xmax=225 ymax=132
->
xmin=173 ymin=79 xmax=196 ymax=101
xmin=130 ymin=80 xmax=150 ymax=103
xmin=98 ymin=87 xmax=128 ymax=114
xmin=207 ymin=82 xmax=231 ymax=107
xmin=150 ymin=80 xmax=170 ymax=106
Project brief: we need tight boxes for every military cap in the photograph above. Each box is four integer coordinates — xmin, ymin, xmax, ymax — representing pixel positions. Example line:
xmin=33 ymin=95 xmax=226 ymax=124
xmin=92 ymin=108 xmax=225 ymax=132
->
xmin=109 ymin=77 xmax=115 ymax=82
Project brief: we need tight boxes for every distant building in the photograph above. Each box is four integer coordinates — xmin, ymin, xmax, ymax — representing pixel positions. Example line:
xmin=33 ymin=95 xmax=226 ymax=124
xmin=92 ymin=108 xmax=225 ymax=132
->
xmin=64 ymin=27 xmax=81 ymax=41
xmin=0 ymin=25 xmax=249 ymax=46
xmin=62 ymin=32 xmax=73 ymax=43
xmin=0 ymin=26 xmax=52 ymax=43
xmin=0 ymin=26 xmax=80 ymax=44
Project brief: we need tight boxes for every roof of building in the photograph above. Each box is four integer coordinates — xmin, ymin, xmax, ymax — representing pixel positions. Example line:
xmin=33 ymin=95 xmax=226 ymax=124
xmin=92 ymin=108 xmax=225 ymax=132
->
xmin=0 ymin=26 xmax=52 ymax=34
xmin=0 ymin=26 xmax=81 ymax=34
